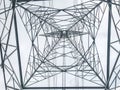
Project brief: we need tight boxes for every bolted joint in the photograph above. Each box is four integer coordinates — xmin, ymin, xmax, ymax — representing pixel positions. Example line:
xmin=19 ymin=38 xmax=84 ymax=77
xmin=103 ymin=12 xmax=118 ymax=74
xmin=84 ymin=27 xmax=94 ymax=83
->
xmin=61 ymin=69 xmax=67 ymax=72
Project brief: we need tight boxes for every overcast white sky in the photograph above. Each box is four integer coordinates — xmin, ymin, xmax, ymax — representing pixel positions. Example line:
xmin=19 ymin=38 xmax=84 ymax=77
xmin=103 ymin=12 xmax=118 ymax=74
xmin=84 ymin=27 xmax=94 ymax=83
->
xmin=0 ymin=69 xmax=5 ymax=90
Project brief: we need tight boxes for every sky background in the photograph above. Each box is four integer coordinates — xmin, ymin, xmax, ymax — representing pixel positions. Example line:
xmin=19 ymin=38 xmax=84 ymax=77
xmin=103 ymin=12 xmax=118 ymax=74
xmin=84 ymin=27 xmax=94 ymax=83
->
xmin=0 ymin=69 xmax=5 ymax=90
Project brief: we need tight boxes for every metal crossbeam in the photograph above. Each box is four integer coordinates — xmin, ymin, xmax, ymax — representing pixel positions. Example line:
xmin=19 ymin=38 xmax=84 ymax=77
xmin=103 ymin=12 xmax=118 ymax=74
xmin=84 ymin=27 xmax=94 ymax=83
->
xmin=16 ymin=0 xmax=50 ymax=2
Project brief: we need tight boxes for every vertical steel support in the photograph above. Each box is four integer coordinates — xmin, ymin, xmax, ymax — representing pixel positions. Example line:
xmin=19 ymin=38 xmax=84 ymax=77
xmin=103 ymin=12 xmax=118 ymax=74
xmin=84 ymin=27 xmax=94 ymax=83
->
xmin=106 ymin=0 xmax=112 ymax=89
xmin=12 ymin=0 xmax=24 ymax=88
xmin=0 ymin=39 xmax=7 ymax=90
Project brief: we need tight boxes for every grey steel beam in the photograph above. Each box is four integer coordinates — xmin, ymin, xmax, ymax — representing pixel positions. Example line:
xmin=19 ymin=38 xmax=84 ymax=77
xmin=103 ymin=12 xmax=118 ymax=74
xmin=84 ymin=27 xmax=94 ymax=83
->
xmin=12 ymin=0 xmax=24 ymax=88
xmin=23 ymin=86 xmax=105 ymax=89
xmin=0 ymin=39 xmax=7 ymax=90
xmin=106 ymin=0 xmax=112 ymax=89
xmin=17 ymin=0 xmax=50 ymax=2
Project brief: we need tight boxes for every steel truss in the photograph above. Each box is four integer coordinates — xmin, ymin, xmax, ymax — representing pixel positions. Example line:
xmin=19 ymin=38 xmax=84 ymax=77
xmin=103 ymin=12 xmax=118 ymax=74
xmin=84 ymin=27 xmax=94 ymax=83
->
xmin=0 ymin=0 xmax=120 ymax=90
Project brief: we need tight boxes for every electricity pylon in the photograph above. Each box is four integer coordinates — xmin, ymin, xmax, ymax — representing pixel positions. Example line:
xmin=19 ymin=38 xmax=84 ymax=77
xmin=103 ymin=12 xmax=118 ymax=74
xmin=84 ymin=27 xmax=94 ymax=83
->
xmin=0 ymin=0 xmax=120 ymax=90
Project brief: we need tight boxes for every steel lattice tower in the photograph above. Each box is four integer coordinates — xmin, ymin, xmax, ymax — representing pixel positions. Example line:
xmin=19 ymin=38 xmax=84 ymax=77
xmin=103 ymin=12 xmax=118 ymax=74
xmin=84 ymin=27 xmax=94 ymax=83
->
xmin=0 ymin=0 xmax=120 ymax=90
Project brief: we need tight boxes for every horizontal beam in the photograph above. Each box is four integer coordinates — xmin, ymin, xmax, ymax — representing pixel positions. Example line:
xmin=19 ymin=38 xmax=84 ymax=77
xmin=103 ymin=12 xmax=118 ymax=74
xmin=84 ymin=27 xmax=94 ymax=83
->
xmin=16 ymin=0 xmax=50 ymax=2
xmin=23 ymin=87 xmax=105 ymax=89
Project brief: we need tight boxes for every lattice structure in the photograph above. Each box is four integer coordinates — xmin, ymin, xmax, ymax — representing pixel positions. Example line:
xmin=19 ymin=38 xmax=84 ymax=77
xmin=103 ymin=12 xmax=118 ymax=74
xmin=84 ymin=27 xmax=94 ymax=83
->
xmin=0 ymin=0 xmax=120 ymax=90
